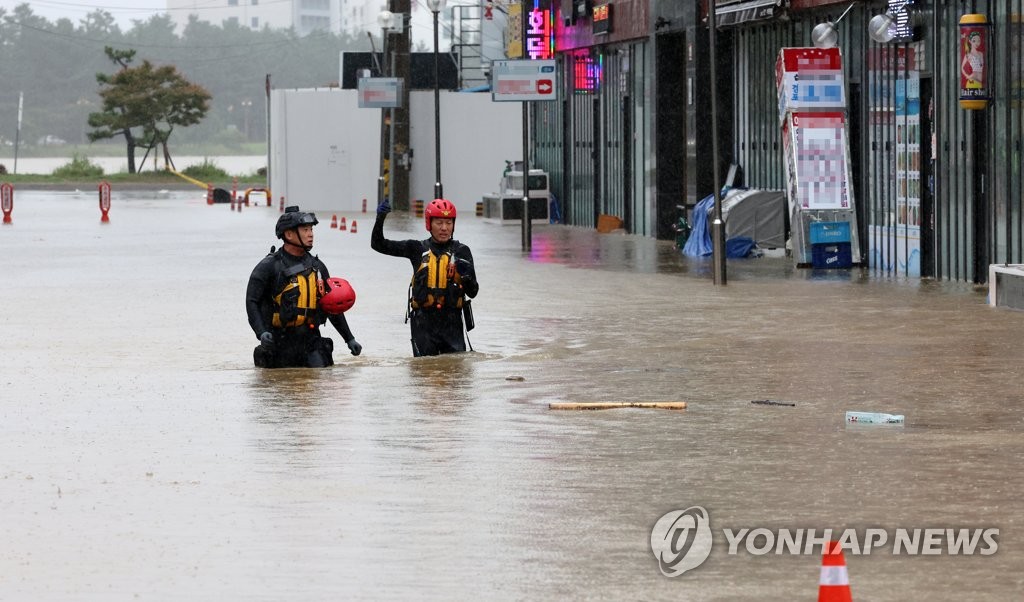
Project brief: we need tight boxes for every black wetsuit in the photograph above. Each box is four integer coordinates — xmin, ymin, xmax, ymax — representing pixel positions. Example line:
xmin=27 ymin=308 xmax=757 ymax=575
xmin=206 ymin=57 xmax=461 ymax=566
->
xmin=245 ymin=249 xmax=355 ymax=368
xmin=371 ymin=214 xmax=479 ymax=356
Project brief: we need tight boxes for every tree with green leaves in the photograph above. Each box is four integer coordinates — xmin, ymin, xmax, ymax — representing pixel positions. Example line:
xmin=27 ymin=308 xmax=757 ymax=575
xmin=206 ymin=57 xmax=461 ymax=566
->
xmin=88 ymin=46 xmax=211 ymax=173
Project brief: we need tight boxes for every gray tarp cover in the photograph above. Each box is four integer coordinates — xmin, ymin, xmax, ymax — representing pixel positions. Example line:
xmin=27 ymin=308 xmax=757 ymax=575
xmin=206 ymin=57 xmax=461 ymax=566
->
xmin=723 ymin=188 xmax=787 ymax=249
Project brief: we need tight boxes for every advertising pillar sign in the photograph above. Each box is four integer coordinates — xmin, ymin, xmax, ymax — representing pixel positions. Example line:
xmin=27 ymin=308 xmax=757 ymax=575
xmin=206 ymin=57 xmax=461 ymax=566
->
xmin=959 ymin=14 xmax=990 ymax=110
xmin=776 ymin=47 xmax=860 ymax=266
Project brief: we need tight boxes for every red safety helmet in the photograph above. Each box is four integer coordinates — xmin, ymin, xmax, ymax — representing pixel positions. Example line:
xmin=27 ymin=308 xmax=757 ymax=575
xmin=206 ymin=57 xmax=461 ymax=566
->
xmin=424 ymin=198 xmax=457 ymax=231
xmin=318 ymin=277 xmax=356 ymax=314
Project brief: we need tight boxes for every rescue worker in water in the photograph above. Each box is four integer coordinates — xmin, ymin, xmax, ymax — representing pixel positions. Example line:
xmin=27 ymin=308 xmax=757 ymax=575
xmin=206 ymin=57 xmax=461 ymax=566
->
xmin=246 ymin=206 xmax=362 ymax=367
xmin=371 ymin=198 xmax=479 ymax=356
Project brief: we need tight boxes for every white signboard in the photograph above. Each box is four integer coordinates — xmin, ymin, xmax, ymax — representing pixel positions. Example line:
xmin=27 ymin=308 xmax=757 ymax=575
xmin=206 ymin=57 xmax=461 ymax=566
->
xmin=357 ymin=77 xmax=402 ymax=109
xmin=491 ymin=59 xmax=558 ymax=102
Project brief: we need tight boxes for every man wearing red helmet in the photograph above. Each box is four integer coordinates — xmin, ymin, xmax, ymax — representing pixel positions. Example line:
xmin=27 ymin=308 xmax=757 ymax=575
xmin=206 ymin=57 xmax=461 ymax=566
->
xmin=246 ymin=205 xmax=362 ymax=368
xmin=371 ymin=197 xmax=479 ymax=356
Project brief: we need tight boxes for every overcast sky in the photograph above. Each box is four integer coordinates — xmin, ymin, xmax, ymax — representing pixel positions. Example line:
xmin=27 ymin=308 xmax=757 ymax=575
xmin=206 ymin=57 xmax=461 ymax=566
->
xmin=0 ymin=0 xmax=168 ymax=30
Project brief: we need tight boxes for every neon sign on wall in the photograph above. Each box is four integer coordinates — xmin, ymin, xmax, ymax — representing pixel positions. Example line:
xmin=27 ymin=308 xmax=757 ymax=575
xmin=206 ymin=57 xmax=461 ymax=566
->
xmin=526 ymin=2 xmax=554 ymax=60
xmin=574 ymin=53 xmax=602 ymax=94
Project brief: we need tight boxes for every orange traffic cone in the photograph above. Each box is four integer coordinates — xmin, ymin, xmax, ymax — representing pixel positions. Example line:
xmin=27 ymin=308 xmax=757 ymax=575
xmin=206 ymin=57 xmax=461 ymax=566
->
xmin=330 ymin=214 xmax=338 ymax=228
xmin=339 ymin=216 xmax=347 ymax=231
xmin=818 ymin=541 xmax=852 ymax=602
xmin=350 ymin=220 xmax=358 ymax=234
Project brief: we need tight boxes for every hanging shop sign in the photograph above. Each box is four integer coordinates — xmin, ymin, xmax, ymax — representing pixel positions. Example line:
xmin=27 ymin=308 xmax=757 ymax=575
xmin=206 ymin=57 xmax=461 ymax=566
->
xmin=592 ymin=2 xmax=612 ymax=35
xmin=712 ymin=0 xmax=783 ymax=28
xmin=492 ymin=59 xmax=558 ymax=102
xmin=959 ymin=14 xmax=990 ymax=110
xmin=526 ymin=2 xmax=554 ymax=60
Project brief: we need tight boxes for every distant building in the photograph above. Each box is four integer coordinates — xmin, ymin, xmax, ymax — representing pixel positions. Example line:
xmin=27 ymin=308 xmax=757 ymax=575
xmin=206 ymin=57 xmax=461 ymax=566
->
xmin=166 ymin=0 xmax=502 ymax=55
xmin=166 ymin=0 xmax=342 ymax=37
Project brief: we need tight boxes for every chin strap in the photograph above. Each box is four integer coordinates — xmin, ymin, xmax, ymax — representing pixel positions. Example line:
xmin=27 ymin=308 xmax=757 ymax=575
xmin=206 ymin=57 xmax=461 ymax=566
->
xmin=282 ymin=231 xmax=313 ymax=253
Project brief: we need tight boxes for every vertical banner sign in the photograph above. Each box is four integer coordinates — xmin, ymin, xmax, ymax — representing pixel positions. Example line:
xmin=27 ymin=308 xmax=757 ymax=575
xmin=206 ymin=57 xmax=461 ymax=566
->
xmin=98 ymin=181 xmax=111 ymax=223
xmin=959 ymin=14 xmax=990 ymax=109
xmin=785 ymin=112 xmax=852 ymax=210
xmin=526 ymin=2 xmax=553 ymax=60
xmin=1 ymin=182 xmax=13 ymax=224
xmin=777 ymin=47 xmax=859 ymax=266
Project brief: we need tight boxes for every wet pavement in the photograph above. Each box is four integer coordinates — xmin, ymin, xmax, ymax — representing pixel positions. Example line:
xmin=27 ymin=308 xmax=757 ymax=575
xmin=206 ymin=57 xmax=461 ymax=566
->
xmin=1 ymin=190 xmax=1022 ymax=600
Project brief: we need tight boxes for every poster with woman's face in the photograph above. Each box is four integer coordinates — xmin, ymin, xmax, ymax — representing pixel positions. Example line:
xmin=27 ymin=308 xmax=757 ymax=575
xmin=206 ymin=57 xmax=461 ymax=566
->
xmin=960 ymin=24 xmax=989 ymax=101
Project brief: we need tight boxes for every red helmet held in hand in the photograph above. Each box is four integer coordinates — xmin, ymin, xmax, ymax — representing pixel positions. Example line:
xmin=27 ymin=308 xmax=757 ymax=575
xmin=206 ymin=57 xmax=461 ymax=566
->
xmin=318 ymin=277 xmax=356 ymax=314
xmin=424 ymin=198 xmax=457 ymax=231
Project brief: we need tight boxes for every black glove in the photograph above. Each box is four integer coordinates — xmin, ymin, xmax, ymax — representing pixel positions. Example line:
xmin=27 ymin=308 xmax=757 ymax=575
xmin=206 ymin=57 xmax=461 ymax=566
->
xmin=377 ymin=200 xmax=391 ymax=216
xmin=455 ymin=258 xmax=475 ymax=281
xmin=347 ymin=338 xmax=362 ymax=356
xmin=259 ymin=331 xmax=274 ymax=350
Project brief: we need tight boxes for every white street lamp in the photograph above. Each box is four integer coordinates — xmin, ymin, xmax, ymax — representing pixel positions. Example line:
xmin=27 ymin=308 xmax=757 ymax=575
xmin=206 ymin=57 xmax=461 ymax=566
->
xmin=868 ymin=11 xmax=897 ymax=44
xmin=427 ymin=0 xmax=446 ymax=199
xmin=811 ymin=2 xmax=856 ymax=49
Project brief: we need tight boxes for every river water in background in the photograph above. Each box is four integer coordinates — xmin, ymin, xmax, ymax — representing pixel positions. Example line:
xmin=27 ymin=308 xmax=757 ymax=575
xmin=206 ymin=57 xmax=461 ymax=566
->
xmin=3 ymin=155 xmax=265 ymax=176
xmin=1 ymin=191 xmax=1022 ymax=600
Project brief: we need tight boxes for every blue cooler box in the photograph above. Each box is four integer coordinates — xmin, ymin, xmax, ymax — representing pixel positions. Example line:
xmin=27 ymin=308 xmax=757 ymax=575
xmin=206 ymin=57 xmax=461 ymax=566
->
xmin=811 ymin=242 xmax=853 ymax=268
xmin=809 ymin=221 xmax=851 ymax=244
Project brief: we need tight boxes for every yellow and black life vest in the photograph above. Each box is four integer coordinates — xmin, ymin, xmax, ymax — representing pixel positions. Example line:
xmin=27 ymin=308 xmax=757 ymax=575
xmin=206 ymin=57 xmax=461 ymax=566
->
xmin=272 ymin=257 xmax=321 ymax=328
xmin=410 ymin=247 xmax=464 ymax=312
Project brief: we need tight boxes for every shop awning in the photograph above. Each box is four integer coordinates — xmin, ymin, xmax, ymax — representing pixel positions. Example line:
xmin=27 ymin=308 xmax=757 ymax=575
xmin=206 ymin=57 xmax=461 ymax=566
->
xmin=712 ymin=0 xmax=786 ymax=27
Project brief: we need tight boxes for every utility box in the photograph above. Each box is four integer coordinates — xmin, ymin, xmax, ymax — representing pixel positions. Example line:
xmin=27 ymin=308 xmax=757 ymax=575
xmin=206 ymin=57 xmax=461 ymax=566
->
xmin=811 ymin=243 xmax=853 ymax=268
xmin=810 ymin=221 xmax=851 ymax=245
xmin=810 ymin=221 xmax=852 ymax=268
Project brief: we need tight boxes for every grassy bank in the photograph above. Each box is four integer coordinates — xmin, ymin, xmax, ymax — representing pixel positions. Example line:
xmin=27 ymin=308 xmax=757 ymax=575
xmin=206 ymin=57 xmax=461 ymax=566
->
xmin=0 ymin=142 xmax=267 ymax=160
xmin=0 ymin=171 xmax=267 ymax=189
xmin=0 ymin=154 xmax=266 ymax=188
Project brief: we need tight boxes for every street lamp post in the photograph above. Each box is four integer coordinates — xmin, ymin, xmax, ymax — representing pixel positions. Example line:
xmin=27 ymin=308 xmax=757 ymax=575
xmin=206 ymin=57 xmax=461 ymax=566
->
xmin=709 ymin=0 xmax=726 ymax=285
xmin=427 ymin=0 xmax=446 ymax=200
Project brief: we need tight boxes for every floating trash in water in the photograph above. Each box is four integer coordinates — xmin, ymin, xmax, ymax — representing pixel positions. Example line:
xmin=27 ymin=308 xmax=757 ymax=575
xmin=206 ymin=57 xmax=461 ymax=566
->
xmin=549 ymin=401 xmax=687 ymax=411
xmin=750 ymin=399 xmax=796 ymax=407
xmin=845 ymin=411 xmax=904 ymax=424
xmin=506 ymin=375 xmax=526 ymax=381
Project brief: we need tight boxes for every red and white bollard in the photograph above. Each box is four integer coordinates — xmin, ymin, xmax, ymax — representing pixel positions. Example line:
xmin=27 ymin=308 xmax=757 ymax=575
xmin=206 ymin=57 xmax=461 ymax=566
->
xmin=362 ymin=198 xmax=367 ymax=213
xmin=1 ymin=183 xmax=13 ymax=225
xmin=279 ymin=196 xmax=285 ymax=212
xmin=232 ymin=177 xmax=239 ymax=205
xmin=206 ymin=184 xmax=214 ymax=205
xmin=98 ymin=181 xmax=111 ymax=223
xmin=350 ymin=220 xmax=357 ymax=234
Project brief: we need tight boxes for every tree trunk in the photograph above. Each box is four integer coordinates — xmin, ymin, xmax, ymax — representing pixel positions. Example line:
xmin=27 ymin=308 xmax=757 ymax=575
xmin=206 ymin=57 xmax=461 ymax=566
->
xmin=161 ymin=141 xmax=173 ymax=172
xmin=123 ymin=128 xmax=137 ymax=174
xmin=160 ymin=128 xmax=174 ymax=171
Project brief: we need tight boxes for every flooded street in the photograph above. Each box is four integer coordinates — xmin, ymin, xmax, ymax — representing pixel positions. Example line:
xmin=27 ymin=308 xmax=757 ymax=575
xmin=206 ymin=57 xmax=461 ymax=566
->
xmin=2 ymin=191 xmax=1022 ymax=600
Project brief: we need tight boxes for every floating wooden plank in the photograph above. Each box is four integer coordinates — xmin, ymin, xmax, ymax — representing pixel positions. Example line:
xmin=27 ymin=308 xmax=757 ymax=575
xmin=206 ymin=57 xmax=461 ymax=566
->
xmin=548 ymin=402 xmax=687 ymax=411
